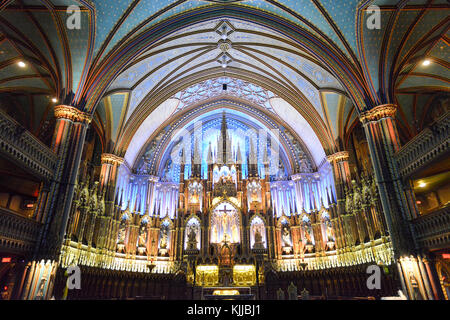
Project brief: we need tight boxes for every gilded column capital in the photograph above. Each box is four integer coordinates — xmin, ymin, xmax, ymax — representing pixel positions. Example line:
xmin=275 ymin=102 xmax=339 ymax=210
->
xmin=101 ymin=153 xmax=124 ymax=166
xmin=360 ymin=104 xmax=397 ymax=124
xmin=54 ymin=105 xmax=92 ymax=124
xmin=327 ymin=151 xmax=349 ymax=163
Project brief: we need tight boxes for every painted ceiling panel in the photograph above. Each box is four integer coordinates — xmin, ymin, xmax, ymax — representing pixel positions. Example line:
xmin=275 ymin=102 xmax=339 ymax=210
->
xmin=320 ymin=91 xmax=341 ymax=140
xmin=1 ymin=11 xmax=54 ymax=72
xmin=124 ymin=98 xmax=179 ymax=165
xmin=31 ymin=12 xmax=67 ymax=90
xmin=102 ymin=0 xmax=214 ymax=56
xmin=90 ymin=0 xmax=136 ymax=55
xmin=56 ymin=10 xmax=92 ymax=92
xmin=398 ymin=9 xmax=449 ymax=64
xmin=385 ymin=10 xmax=420 ymax=75
xmin=0 ymin=64 xmax=34 ymax=82
xmin=396 ymin=93 xmax=415 ymax=125
xmin=243 ymin=45 xmax=342 ymax=90
xmin=361 ymin=9 xmax=391 ymax=91
xmin=429 ymin=40 xmax=449 ymax=61
xmin=398 ymin=75 xmax=449 ymax=90
xmin=109 ymin=92 xmax=129 ymax=143
xmin=265 ymin=0 xmax=349 ymax=56
xmin=1 ymin=78 xmax=50 ymax=91
xmin=110 ymin=45 xmax=207 ymax=90
xmin=96 ymin=98 xmax=107 ymax=125
xmin=269 ymin=97 xmax=326 ymax=166
xmin=126 ymin=49 xmax=209 ymax=118
xmin=0 ymin=41 xmax=17 ymax=61
xmin=315 ymin=0 xmax=359 ymax=53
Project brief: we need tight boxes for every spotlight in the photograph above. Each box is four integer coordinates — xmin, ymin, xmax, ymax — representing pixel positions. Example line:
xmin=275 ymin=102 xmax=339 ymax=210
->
xmin=422 ymin=59 xmax=431 ymax=66
xmin=418 ymin=182 xmax=426 ymax=188
xmin=17 ymin=61 xmax=26 ymax=68
xmin=51 ymin=98 xmax=58 ymax=103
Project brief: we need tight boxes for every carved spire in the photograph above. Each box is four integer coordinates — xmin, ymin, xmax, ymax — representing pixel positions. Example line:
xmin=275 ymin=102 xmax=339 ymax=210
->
xmin=248 ymin=138 xmax=258 ymax=177
xmin=236 ymin=142 xmax=242 ymax=164
xmin=192 ymin=137 xmax=202 ymax=177
xmin=206 ymin=142 xmax=213 ymax=165
xmin=218 ymin=111 xmax=232 ymax=164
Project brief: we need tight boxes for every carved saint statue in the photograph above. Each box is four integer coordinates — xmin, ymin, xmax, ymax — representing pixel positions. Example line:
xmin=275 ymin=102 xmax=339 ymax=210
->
xmin=326 ymin=221 xmax=335 ymax=242
xmin=253 ymin=228 xmax=265 ymax=249
xmin=160 ymin=228 xmax=168 ymax=249
xmin=138 ymin=226 xmax=147 ymax=247
xmin=282 ymin=226 xmax=291 ymax=247
xmin=187 ymin=227 xmax=198 ymax=250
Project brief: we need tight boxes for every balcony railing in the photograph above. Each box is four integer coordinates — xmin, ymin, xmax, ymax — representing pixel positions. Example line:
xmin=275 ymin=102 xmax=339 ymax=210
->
xmin=395 ymin=111 xmax=450 ymax=178
xmin=0 ymin=207 xmax=42 ymax=256
xmin=0 ymin=109 xmax=57 ymax=181
xmin=412 ymin=205 xmax=450 ymax=250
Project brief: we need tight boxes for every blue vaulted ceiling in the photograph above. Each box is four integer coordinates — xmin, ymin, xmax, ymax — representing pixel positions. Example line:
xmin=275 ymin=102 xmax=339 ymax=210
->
xmin=0 ymin=0 xmax=448 ymax=148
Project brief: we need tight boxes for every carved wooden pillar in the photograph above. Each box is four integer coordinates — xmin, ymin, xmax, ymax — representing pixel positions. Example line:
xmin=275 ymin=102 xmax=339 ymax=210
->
xmin=360 ymin=104 xmax=436 ymax=299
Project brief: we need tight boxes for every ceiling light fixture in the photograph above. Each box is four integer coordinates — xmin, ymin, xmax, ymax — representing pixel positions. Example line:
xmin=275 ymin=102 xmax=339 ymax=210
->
xmin=52 ymin=98 xmax=58 ymax=103
xmin=418 ymin=182 xmax=426 ymax=188
xmin=422 ymin=59 xmax=431 ymax=66
xmin=17 ymin=61 xmax=26 ymax=68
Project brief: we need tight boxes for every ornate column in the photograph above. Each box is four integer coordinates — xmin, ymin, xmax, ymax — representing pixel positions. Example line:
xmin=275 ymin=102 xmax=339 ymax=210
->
xmin=360 ymin=105 xmax=415 ymax=254
xmin=38 ymin=106 xmax=91 ymax=256
xmin=99 ymin=153 xmax=124 ymax=202
xmin=360 ymin=104 xmax=433 ymax=299
xmin=96 ymin=154 xmax=124 ymax=252
xmin=326 ymin=152 xmax=351 ymax=251
xmin=23 ymin=105 xmax=91 ymax=300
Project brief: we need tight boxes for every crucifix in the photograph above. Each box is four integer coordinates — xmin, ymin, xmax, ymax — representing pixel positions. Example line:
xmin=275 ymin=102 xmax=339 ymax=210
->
xmin=217 ymin=204 xmax=234 ymax=242
xmin=217 ymin=204 xmax=233 ymax=215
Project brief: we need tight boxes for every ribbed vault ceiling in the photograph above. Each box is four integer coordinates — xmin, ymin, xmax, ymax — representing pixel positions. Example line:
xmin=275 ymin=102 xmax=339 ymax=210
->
xmin=0 ymin=0 xmax=448 ymax=155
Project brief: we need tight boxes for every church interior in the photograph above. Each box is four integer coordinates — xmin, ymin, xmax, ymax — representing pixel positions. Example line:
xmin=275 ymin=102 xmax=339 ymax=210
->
xmin=0 ymin=0 xmax=449 ymax=300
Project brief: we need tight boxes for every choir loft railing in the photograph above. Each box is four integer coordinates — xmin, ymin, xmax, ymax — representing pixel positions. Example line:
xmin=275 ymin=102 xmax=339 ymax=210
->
xmin=412 ymin=205 xmax=450 ymax=250
xmin=0 ymin=109 xmax=57 ymax=181
xmin=0 ymin=207 xmax=42 ymax=256
xmin=395 ymin=111 xmax=450 ymax=178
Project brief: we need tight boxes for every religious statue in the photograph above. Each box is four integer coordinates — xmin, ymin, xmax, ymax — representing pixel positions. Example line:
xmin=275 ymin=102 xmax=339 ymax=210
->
xmin=137 ymin=225 xmax=147 ymax=255
xmin=253 ymin=228 xmax=265 ymax=249
xmin=187 ymin=227 xmax=198 ymax=250
xmin=34 ymin=278 xmax=47 ymax=300
xmin=160 ymin=228 xmax=168 ymax=249
xmin=352 ymin=180 xmax=362 ymax=211
xmin=326 ymin=220 xmax=335 ymax=242
xmin=116 ymin=222 xmax=126 ymax=253
xmin=345 ymin=188 xmax=353 ymax=213
xmin=304 ymin=225 xmax=313 ymax=245
xmin=282 ymin=226 xmax=291 ymax=247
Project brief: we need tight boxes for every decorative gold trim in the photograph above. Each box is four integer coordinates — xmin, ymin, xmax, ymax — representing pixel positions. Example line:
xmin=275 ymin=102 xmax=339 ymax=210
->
xmin=360 ymin=104 xmax=397 ymax=124
xmin=54 ymin=105 xmax=92 ymax=124
xmin=327 ymin=151 xmax=349 ymax=163
xmin=101 ymin=153 xmax=124 ymax=166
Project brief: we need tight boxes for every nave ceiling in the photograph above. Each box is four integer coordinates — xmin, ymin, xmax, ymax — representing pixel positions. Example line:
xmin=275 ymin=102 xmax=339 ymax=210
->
xmin=0 ymin=0 xmax=448 ymax=165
